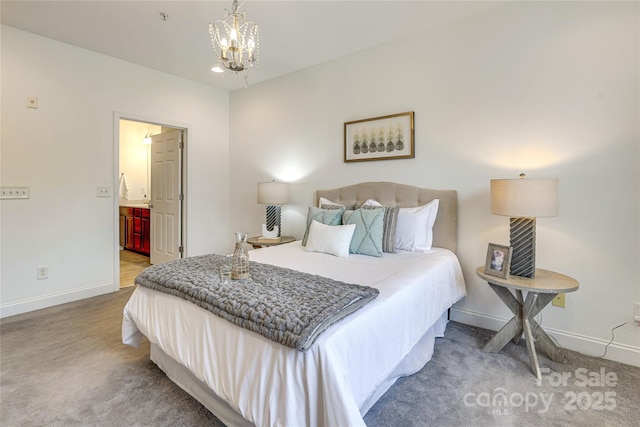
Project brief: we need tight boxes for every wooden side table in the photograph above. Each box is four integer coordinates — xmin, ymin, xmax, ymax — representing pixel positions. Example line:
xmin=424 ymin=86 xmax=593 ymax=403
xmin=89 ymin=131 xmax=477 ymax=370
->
xmin=476 ymin=267 xmax=579 ymax=379
xmin=247 ymin=236 xmax=295 ymax=249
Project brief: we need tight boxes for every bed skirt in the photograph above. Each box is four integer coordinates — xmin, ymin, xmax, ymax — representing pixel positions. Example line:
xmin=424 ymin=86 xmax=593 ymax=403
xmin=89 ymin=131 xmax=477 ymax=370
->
xmin=149 ymin=311 xmax=449 ymax=426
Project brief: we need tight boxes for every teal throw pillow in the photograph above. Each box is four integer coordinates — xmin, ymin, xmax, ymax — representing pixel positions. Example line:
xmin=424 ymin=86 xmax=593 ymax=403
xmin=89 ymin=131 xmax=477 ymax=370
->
xmin=342 ymin=208 xmax=385 ymax=257
xmin=362 ymin=205 xmax=399 ymax=253
xmin=301 ymin=206 xmax=345 ymax=246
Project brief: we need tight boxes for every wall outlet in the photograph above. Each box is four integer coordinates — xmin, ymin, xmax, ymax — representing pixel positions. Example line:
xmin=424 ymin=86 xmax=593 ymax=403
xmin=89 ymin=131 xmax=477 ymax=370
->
xmin=37 ymin=266 xmax=49 ymax=280
xmin=552 ymin=293 xmax=565 ymax=308
xmin=97 ymin=185 xmax=111 ymax=197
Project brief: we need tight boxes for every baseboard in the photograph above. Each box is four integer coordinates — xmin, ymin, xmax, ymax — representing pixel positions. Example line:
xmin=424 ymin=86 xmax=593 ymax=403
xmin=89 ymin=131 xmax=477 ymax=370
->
xmin=0 ymin=282 xmax=114 ymax=318
xmin=450 ymin=307 xmax=640 ymax=368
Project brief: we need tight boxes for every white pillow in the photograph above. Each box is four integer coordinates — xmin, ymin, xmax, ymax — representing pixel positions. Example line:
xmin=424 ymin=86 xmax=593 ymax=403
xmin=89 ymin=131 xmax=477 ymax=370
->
xmin=360 ymin=199 xmax=382 ymax=208
xmin=305 ymin=220 xmax=355 ymax=258
xmin=394 ymin=199 xmax=439 ymax=252
xmin=318 ymin=197 xmax=343 ymax=208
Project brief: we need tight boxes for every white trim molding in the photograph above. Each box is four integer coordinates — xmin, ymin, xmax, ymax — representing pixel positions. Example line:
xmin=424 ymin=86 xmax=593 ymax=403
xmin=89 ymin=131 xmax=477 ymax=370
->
xmin=0 ymin=282 xmax=113 ymax=318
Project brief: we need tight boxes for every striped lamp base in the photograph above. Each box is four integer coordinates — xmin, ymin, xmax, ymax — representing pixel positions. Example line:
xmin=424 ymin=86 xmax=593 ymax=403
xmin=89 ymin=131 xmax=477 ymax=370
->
xmin=509 ymin=217 xmax=536 ymax=278
xmin=265 ymin=205 xmax=282 ymax=237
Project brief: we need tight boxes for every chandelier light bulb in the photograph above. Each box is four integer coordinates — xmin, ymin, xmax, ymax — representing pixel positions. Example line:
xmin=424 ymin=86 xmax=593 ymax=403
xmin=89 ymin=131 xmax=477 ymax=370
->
xmin=220 ymin=38 xmax=229 ymax=59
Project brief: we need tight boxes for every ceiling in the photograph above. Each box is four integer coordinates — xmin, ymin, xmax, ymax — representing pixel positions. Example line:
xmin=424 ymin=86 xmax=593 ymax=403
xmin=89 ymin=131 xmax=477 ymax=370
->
xmin=1 ymin=1 xmax=509 ymax=92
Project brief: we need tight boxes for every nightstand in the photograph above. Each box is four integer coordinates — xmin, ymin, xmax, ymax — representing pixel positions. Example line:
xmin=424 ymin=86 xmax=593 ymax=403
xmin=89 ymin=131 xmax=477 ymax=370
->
xmin=476 ymin=266 xmax=579 ymax=379
xmin=247 ymin=236 xmax=295 ymax=249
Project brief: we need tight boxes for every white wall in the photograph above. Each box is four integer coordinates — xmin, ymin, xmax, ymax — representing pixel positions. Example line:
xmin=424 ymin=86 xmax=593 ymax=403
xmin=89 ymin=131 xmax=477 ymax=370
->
xmin=1 ymin=25 xmax=230 ymax=316
xmin=228 ymin=2 xmax=639 ymax=365
xmin=119 ymin=120 xmax=161 ymax=202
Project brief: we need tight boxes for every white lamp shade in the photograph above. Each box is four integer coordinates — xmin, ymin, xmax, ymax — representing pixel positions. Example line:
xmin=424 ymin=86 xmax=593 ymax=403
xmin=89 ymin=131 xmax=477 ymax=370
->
xmin=491 ymin=178 xmax=559 ymax=218
xmin=257 ymin=181 xmax=289 ymax=205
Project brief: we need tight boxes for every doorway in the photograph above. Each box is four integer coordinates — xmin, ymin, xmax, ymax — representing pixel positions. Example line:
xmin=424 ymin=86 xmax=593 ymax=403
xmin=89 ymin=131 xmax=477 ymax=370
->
xmin=116 ymin=117 xmax=186 ymax=289
xmin=120 ymin=250 xmax=151 ymax=288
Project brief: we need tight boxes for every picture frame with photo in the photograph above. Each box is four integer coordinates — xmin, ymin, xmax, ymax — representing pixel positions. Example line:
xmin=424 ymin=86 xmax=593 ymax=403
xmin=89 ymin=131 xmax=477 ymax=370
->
xmin=484 ymin=243 xmax=512 ymax=278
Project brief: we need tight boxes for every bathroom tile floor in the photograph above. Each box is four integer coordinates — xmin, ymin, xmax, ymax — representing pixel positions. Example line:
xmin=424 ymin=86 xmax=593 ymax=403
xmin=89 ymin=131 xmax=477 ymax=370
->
xmin=120 ymin=250 xmax=150 ymax=288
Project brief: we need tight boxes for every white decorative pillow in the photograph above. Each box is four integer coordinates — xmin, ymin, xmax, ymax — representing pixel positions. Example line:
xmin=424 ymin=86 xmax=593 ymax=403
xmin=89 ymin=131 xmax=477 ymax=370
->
xmin=318 ymin=197 xmax=343 ymax=208
xmin=359 ymin=199 xmax=382 ymax=208
xmin=318 ymin=197 xmax=358 ymax=211
xmin=394 ymin=199 xmax=440 ymax=252
xmin=305 ymin=220 xmax=356 ymax=258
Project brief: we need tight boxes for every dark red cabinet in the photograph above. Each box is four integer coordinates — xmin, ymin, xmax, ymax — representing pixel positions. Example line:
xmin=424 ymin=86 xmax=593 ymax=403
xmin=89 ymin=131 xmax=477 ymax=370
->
xmin=142 ymin=209 xmax=150 ymax=254
xmin=120 ymin=206 xmax=150 ymax=256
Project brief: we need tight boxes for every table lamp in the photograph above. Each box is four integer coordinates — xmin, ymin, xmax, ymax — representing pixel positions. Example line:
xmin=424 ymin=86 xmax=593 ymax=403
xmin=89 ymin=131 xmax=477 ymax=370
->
xmin=490 ymin=174 xmax=559 ymax=278
xmin=257 ymin=181 xmax=289 ymax=238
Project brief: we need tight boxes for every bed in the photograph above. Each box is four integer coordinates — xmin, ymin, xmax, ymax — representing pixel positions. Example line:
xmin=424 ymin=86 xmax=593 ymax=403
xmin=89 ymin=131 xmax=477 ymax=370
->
xmin=122 ymin=181 xmax=466 ymax=426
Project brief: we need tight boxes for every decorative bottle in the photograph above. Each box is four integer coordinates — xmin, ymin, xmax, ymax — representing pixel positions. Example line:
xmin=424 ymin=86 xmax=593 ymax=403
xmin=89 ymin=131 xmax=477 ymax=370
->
xmin=231 ymin=232 xmax=250 ymax=280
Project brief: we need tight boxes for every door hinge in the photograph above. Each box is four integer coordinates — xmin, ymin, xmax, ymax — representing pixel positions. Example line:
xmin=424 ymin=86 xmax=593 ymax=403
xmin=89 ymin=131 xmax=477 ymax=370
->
xmin=179 ymin=140 xmax=184 ymax=149
xmin=179 ymin=193 xmax=184 ymax=201
xmin=178 ymin=245 xmax=184 ymax=254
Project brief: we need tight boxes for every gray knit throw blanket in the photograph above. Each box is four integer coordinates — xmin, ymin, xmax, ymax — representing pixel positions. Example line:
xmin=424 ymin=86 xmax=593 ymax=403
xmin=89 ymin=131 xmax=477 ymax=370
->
xmin=134 ymin=254 xmax=379 ymax=351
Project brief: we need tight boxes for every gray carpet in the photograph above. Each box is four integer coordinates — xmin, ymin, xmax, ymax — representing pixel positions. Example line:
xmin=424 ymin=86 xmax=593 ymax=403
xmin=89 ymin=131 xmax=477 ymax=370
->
xmin=1 ymin=287 xmax=638 ymax=426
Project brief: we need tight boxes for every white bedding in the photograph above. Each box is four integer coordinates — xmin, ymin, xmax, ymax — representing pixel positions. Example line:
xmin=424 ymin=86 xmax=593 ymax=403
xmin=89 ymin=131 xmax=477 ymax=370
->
xmin=122 ymin=242 xmax=466 ymax=426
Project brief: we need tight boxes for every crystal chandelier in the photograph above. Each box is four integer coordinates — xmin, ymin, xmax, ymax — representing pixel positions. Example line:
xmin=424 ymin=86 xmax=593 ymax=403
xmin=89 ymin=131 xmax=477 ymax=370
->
xmin=209 ymin=0 xmax=259 ymax=85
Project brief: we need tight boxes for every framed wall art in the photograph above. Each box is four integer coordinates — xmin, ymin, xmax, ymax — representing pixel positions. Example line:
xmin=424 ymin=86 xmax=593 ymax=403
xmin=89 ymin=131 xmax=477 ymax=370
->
xmin=344 ymin=111 xmax=414 ymax=163
xmin=484 ymin=243 xmax=512 ymax=279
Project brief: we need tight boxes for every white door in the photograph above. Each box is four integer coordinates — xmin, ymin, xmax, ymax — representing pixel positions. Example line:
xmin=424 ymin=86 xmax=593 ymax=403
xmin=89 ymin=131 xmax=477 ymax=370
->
xmin=150 ymin=129 xmax=183 ymax=264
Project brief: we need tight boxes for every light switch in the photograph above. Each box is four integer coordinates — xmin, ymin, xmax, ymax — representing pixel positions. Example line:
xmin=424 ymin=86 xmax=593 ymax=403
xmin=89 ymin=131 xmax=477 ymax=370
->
xmin=1 ymin=186 xmax=30 ymax=199
xmin=97 ymin=186 xmax=111 ymax=197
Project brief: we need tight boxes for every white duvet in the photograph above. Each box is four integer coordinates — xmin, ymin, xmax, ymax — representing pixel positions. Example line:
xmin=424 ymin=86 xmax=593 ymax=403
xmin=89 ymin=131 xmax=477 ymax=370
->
xmin=122 ymin=242 xmax=466 ymax=426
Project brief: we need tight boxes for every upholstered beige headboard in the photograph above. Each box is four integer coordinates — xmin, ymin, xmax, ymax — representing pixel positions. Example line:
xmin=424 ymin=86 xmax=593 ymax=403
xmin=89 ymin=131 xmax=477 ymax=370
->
xmin=316 ymin=182 xmax=458 ymax=253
